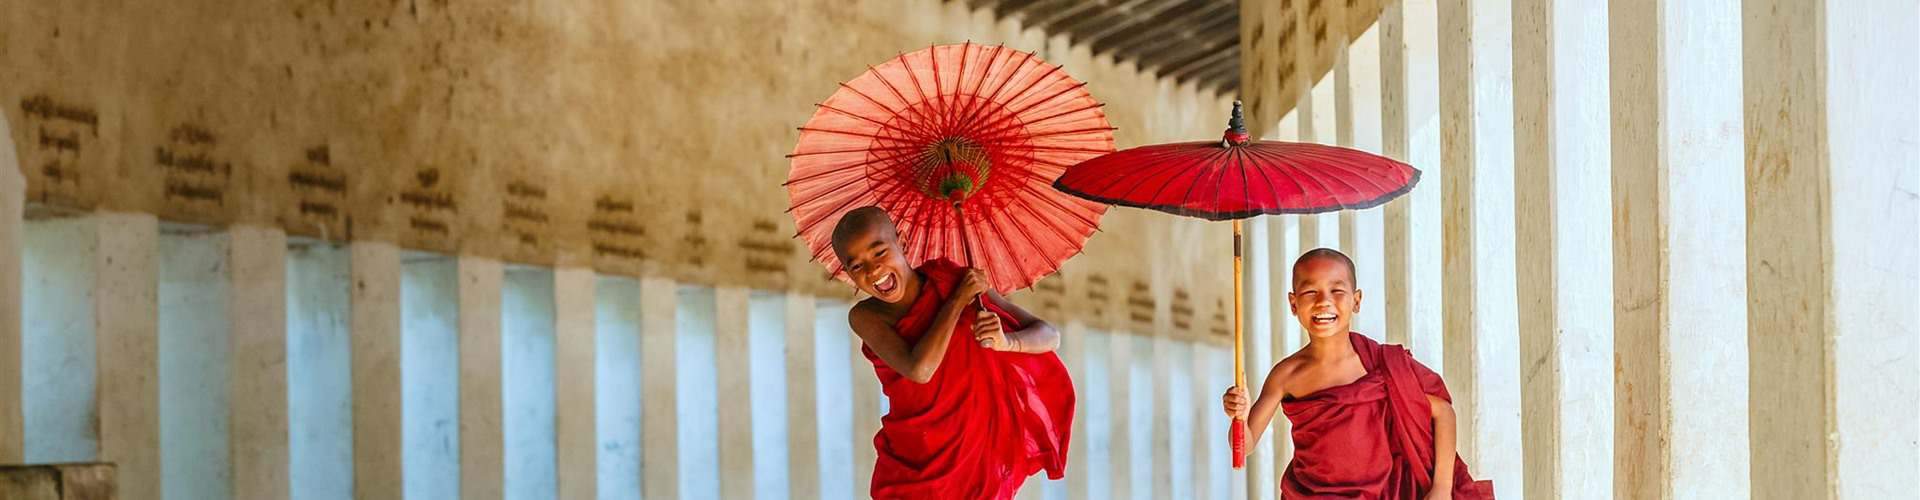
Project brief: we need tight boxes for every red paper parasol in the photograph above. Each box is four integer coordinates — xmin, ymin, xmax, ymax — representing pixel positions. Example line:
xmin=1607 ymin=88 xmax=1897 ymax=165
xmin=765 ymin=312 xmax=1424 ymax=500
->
xmin=787 ymin=42 xmax=1115 ymax=294
xmin=1053 ymin=101 xmax=1419 ymax=469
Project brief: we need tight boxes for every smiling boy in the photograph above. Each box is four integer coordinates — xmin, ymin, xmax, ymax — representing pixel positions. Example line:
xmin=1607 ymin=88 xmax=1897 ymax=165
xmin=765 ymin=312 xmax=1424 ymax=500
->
xmin=1223 ymin=248 xmax=1494 ymax=499
xmin=833 ymin=206 xmax=1074 ymax=499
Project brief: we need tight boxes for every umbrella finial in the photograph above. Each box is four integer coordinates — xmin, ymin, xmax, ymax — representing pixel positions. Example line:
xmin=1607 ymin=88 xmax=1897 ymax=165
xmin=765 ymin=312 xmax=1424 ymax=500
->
xmin=1224 ymin=100 xmax=1250 ymax=146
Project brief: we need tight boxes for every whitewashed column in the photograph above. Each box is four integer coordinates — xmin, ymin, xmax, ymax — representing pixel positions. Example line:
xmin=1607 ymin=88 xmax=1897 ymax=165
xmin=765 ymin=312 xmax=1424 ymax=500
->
xmin=95 ymin=213 xmax=160 ymax=495
xmin=1061 ymin=322 xmax=1090 ymax=499
xmin=1744 ymin=0 xmax=1919 ymax=497
xmin=350 ymin=241 xmax=404 ymax=500
xmin=1236 ymin=217 xmax=1275 ymax=500
xmin=1405 ymin=0 xmax=1446 ymax=367
xmin=553 ymin=268 xmax=596 ymax=500
xmin=1150 ymin=332 xmax=1174 ymax=500
xmin=229 ymin=226 xmax=289 ymax=500
xmin=1436 ymin=0 xmax=1524 ymax=495
xmin=784 ymin=291 xmax=821 ymax=500
xmin=639 ymin=277 xmax=679 ymax=499
xmin=1346 ymin=24 xmax=1389 ymax=339
xmin=1188 ymin=337 xmax=1217 ymax=500
xmin=1306 ymin=81 xmax=1341 ymax=252
xmin=458 ymin=257 xmax=504 ymax=500
xmin=287 ymin=242 xmax=352 ymax=500
xmin=1513 ymin=0 xmax=1616 ymax=497
xmin=713 ymin=286 xmax=755 ymax=500
xmin=1108 ymin=331 xmax=1133 ymax=500
xmin=850 ymin=315 xmax=881 ymax=497
xmin=1610 ymin=0 xmax=1751 ymax=496
xmin=1381 ymin=0 xmax=1449 ymax=363
xmin=1380 ymin=0 xmax=1414 ymax=348
xmin=158 ymin=227 xmax=232 ymax=500
xmin=0 ymin=114 xmax=20 ymax=463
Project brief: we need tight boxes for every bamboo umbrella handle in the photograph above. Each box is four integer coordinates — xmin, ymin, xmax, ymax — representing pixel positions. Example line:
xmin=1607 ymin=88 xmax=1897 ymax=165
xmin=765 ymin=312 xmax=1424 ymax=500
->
xmin=955 ymin=202 xmax=999 ymax=348
xmin=1230 ymin=219 xmax=1248 ymax=469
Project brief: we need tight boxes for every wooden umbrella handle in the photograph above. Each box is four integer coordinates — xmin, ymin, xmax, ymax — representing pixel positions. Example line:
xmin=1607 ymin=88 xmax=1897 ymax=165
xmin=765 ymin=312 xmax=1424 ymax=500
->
xmin=1230 ymin=219 xmax=1247 ymax=468
xmin=954 ymin=202 xmax=1000 ymax=348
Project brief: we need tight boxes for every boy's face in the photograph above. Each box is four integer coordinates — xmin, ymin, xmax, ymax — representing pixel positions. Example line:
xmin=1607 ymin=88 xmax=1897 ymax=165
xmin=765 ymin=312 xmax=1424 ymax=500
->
xmin=835 ymin=224 xmax=914 ymax=304
xmin=1288 ymin=256 xmax=1361 ymax=339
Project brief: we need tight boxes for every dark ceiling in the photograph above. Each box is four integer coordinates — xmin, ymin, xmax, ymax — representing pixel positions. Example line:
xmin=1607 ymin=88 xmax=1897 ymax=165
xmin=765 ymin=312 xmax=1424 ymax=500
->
xmin=963 ymin=0 xmax=1243 ymax=95
xmin=961 ymin=0 xmax=1388 ymax=113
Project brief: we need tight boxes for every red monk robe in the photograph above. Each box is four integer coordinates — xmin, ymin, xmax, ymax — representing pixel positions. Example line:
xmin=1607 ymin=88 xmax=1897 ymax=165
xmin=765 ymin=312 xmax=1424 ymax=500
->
xmin=861 ymin=259 xmax=1075 ymax=499
xmin=1281 ymin=333 xmax=1495 ymax=499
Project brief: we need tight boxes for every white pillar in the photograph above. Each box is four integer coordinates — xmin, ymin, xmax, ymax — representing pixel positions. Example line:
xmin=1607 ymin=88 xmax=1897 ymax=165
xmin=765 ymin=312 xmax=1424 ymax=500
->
xmin=747 ymin=291 xmax=790 ymax=500
xmin=1305 ymin=78 xmax=1342 ymax=252
xmin=502 ymin=268 xmax=557 ymax=499
xmin=1237 ymin=219 xmax=1274 ymax=500
xmin=458 ymin=257 xmax=504 ymax=500
xmin=639 ymin=276 xmax=679 ymax=499
xmin=1381 ymin=0 xmax=1448 ymax=365
xmin=675 ymin=285 xmax=721 ymax=499
xmin=713 ymin=286 xmax=756 ymax=500
xmin=94 ymin=213 xmax=159 ymax=496
xmin=1185 ymin=338 xmax=1214 ymax=500
xmin=553 ymin=268 xmax=596 ymax=500
xmin=1436 ymin=0 xmax=1525 ymax=495
xmin=1380 ymin=0 xmax=1414 ymax=348
xmin=592 ymin=276 xmax=643 ymax=499
xmin=1063 ymin=323 xmax=1091 ymax=500
xmin=159 ymin=227 xmax=232 ymax=500
xmin=1513 ymin=0 xmax=1616 ymax=497
xmin=850 ymin=318 xmax=882 ymax=498
xmin=350 ymin=241 xmax=404 ymax=500
xmin=784 ymin=292 xmax=821 ymax=500
xmin=1404 ymin=0 xmax=1446 ymax=368
xmin=229 ymin=226 xmax=289 ymax=500
xmin=1150 ymin=332 xmax=1173 ymax=500
xmin=1108 ymin=331 xmax=1133 ymax=500
xmin=1610 ymin=0 xmax=1752 ymax=496
xmin=1266 ymin=211 xmax=1301 ymax=477
xmin=21 ymin=217 xmax=98 ymax=464
xmin=288 ymin=241 xmax=352 ymax=500
xmin=1744 ymin=0 xmax=1919 ymax=497
xmin=403 ymin=256 xmax=461 ymax=499
xmin=1346 ymin=24 xmax=1388 ymax=339
xmin=0 ymin=114 xmax=20 ymax=463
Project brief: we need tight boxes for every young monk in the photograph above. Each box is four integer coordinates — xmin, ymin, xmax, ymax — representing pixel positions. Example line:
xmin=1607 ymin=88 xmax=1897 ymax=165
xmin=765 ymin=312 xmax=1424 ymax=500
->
xmin=1223 ymin=248 xmax=1494 ymax=499
xmin=832 ymin=206 xmax=1074 ymax=499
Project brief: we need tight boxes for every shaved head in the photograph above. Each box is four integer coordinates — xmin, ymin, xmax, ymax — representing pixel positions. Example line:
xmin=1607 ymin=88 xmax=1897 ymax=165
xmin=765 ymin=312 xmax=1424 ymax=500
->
xmin=1293 ymin=247 xmax=1357 ymax=286
xmin=831 ymin=206 xmax=899 ymax=260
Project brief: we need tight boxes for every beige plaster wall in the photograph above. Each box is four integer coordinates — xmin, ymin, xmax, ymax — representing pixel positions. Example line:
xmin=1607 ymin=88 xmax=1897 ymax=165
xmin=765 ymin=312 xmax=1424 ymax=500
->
xmin=0 ymin=0 xmax=1239 ymax=341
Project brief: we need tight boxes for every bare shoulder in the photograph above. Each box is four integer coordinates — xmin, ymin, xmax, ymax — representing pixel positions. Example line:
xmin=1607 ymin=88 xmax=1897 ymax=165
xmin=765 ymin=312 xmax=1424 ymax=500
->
xmin=1263 ymin=353 xmax=1309 ymax=395
xmin=1273 ymin=350 xmax=1311 ymax=377
xmin=847 ymin=299 xmax=890 ymax=331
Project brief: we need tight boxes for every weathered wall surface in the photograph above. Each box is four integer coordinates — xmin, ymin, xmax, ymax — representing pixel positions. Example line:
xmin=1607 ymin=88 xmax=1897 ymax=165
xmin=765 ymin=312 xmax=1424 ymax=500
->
xmin=1 ymin=0 xmax=1238 ymax=340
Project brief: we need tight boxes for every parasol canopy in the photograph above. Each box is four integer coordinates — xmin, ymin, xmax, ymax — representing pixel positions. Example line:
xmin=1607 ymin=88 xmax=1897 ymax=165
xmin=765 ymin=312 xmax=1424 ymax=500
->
xmin=787 ymin=42 xmax=1116 ymax=293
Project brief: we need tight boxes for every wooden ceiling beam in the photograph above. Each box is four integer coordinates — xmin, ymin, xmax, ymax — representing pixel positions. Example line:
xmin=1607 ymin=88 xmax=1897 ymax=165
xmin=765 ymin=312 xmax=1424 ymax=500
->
xmin=1093 ymin=0 xmax=1232 ymax=57
xmin=1132 ymin=10 xmax=1239 ymax=70
xmin=1077 ymin=0 xmax=1192 ymax=49
xmin=1029 ymin=0 xmax=1111 ymax=32
xmin=1163 ymin=44 xmax=1238 ymax=81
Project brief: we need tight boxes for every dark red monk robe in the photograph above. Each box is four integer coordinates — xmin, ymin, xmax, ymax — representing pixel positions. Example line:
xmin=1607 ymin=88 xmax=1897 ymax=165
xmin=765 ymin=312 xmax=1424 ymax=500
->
xmin=861 ymin=259 xmax=1075 ymax=499
xmin=1280 ymin=332 xmax=1495 ymax=499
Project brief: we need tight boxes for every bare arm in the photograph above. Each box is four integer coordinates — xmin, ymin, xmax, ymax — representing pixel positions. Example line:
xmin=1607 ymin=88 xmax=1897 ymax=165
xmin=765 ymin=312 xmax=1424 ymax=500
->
xmin=848 ymin=286 xmax=976 ymax=384
xmin=1222 ymin=361 xmax=1292 ymax=451
xmin=1428 ymin=394 xmax=1457 ymax=495
xmin=1242 ymin=365 xmax=1290 ymax=446
xmin=978 ymin=289 xmax=1059 ymax=353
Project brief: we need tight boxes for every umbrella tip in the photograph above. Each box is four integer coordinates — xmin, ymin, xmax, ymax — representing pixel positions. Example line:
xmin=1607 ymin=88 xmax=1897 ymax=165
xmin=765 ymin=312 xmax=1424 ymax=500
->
xmin=1224 ymin=100 xmax=1249 ymax=146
